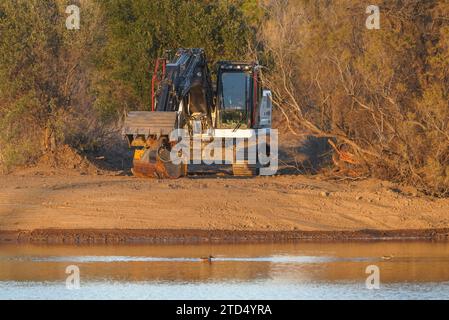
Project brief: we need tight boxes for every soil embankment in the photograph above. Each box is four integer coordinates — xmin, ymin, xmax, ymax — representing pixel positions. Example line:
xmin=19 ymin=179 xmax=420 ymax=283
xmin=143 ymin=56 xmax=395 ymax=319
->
xmin=1 ymin=167 xmax=449 ymax=244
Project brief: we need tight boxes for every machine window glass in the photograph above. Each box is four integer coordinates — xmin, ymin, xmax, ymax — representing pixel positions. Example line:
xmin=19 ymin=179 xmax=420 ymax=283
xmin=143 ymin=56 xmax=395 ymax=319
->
xmin=221 ymin=72 xmax=249 ymax=111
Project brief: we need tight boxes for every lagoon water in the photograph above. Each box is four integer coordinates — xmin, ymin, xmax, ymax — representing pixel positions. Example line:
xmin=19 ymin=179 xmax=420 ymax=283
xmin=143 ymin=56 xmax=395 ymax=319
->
xmin=1 ymin=241 xmax=449 ymax=300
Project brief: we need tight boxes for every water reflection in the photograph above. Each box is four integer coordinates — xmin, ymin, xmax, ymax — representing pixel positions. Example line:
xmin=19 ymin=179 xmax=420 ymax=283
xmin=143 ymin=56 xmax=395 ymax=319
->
xmin=1 ymin=241 xmax=449 ymax=299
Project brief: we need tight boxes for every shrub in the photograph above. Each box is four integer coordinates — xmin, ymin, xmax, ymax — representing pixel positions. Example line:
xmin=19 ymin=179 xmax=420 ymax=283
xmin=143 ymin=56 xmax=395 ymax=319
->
xmin=259 ymin=0 xmax=449 ymax=196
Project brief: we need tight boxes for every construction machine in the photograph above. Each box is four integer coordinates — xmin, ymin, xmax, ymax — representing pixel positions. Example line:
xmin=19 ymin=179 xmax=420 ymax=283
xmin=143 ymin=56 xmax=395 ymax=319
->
xmin=123 ymin=48 xmax=274 ymax=178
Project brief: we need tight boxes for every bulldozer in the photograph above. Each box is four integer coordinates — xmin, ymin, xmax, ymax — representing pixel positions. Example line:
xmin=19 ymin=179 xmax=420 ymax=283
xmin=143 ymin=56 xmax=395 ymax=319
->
xmin=123 ymin=48 xmax=274 ymax=178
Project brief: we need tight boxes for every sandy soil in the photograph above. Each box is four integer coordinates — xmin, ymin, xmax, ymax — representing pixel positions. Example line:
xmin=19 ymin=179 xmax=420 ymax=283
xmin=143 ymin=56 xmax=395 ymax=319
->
xmin=1 ymin=165 xmax=449 ymax=243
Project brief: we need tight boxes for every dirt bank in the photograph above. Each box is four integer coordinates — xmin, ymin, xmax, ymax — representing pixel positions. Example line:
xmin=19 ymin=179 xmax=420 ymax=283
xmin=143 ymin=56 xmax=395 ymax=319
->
xmin=1 ymin=228 xmax=449 ymax=244
xmin=1 ymin=167 xmax=449 ymax=243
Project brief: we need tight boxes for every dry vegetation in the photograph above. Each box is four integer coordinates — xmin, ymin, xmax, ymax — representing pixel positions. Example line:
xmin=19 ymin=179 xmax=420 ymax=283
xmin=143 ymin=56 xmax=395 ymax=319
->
xmin=260 ymin=0 xmax=449 ymax=196
xmin=0 ymin=0 xmax=107 ymax=172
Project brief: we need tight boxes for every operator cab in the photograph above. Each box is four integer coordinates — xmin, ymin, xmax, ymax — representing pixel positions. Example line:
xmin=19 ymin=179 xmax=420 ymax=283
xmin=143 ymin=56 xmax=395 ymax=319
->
xmin=215 ymin=62 xmax=260 ymax=130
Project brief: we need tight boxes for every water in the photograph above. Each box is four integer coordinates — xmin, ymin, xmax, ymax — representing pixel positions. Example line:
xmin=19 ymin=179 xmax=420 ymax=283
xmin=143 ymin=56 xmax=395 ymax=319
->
xmin=1 ymin=241 xmax=449 ymax=300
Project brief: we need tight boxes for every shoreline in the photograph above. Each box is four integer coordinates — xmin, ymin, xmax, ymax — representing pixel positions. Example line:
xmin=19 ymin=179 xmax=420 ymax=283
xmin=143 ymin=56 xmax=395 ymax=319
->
xmin=2 ymin=171 xmax=449 ymax=245
xmin=1 ymin=228 xmax=449 ymax=244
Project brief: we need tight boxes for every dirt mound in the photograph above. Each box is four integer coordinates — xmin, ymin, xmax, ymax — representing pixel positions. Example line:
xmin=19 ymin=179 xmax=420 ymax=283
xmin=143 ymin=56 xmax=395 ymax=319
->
xmin=37 ymin=145 xmax=100 ymax=174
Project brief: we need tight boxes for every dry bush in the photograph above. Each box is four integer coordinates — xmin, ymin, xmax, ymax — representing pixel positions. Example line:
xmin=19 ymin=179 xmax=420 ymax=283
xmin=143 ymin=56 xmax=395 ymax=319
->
xmin=259 ymin=0 xmax=449 ymax=196
xmin=0 ymin=0 xmax=109 ymax=171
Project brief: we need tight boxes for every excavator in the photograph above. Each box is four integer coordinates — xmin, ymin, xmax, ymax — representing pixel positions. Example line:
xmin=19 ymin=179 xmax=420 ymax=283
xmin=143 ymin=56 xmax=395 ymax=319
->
xmin=123 ymin=48 xmax=273 ymax=178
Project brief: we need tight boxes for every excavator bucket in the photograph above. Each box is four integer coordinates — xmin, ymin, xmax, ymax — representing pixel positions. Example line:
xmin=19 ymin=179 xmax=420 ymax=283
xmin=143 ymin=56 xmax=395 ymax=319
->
xmin=132 ymin=140 xmax=186 ymax=179
xmin=123 ymin=111 xmax=186 ymax=178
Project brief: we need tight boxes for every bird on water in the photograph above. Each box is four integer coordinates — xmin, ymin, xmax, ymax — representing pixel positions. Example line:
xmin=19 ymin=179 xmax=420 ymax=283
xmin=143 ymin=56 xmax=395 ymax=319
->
xmin=200 ymin=255 xmax=214 ymax=263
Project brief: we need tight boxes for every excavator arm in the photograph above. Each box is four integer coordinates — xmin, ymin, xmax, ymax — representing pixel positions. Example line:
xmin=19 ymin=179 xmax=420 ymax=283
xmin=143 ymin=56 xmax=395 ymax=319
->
xmin=156 ymin=48 xmax=213 ymax=114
